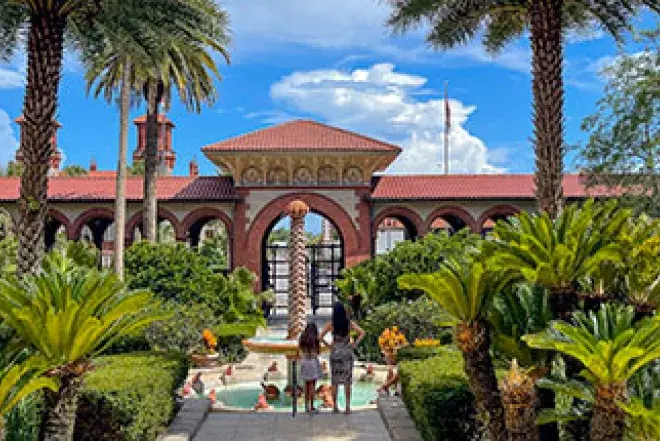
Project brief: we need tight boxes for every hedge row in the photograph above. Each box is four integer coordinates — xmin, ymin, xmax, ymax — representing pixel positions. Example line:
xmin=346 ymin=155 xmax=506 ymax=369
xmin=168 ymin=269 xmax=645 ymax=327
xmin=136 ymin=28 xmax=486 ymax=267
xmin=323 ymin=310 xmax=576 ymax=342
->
xmin=399 ymin=347 xmax=481 ymax=441
xmin=74 ymin=352 xmax=189 ymax=441
xmin=396 ymin=345 xmax=449 ymax=362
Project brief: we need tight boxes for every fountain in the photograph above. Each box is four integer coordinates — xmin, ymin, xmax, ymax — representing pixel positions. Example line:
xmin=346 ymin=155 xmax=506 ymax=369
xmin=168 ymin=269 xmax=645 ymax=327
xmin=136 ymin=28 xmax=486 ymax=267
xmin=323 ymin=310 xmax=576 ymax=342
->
xmin=242 ymin=200 xmax=319 ymax=416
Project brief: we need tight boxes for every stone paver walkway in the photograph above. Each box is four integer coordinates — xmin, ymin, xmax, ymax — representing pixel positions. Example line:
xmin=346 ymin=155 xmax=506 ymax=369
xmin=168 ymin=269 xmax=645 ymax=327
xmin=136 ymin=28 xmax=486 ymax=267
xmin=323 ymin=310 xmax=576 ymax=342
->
xmin=193 ymin=410 xmax=391 ymax=441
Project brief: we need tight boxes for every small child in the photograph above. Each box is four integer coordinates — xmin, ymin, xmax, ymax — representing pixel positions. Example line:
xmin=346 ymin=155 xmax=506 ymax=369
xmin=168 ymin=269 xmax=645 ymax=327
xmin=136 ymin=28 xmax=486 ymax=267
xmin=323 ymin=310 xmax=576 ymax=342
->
xmin=299 ymin=323 xmax=322 ymax=414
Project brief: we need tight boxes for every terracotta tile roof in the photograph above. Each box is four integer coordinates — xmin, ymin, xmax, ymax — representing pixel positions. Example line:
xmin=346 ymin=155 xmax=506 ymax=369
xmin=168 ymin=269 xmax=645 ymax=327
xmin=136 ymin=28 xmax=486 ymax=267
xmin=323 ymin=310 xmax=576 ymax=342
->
xmin=0 ymin=176 xmax=235 ymax=202
xmin=371 ymin=174 xmax=610 ymax=200
xmin=203 ymin=120 xmax=401 ymax=153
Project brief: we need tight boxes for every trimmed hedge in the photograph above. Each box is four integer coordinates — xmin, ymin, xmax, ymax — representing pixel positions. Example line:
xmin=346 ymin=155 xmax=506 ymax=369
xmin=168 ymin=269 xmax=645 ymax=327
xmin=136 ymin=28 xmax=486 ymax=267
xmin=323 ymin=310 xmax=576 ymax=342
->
xmin=74 ymin=352 xmax=189 ymax=441
xmin=397 ymin=345 xmax=449 ymax=362
xmin=399 ymin=347 xmax=481 ymax=441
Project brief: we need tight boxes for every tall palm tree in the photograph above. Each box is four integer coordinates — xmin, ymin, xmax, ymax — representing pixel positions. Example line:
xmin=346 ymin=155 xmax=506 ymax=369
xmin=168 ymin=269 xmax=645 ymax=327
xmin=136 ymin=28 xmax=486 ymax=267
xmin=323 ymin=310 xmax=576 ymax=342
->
xmin=399 ymin=258 xmax=515 ymax=441
xmin=78 ymin=0 xmax=228 ymax=275
xmin=139 ymin=0 xmax=230 ymax=242
xmin=524 ymin=305 xmax=660 ymax=441
xmin=0 ymin=253 xmax=167 ymax=440
xmin=386 ymin=0 xmax=659 ymax=218
xmin=0 ymin=356 xmax=58 ymax=441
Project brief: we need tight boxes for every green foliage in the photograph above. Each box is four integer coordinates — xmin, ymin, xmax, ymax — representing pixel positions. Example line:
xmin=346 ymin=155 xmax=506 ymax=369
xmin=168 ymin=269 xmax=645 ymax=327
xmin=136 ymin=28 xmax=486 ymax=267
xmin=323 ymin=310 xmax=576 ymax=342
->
xmin=0 ymin=253 xmax=168 ymax=370
xmin=396 ymin=345 xmax=450 ymax=362
xmin=342 ymin=231 xmax=481 ymax=310
xmin=197 ymin=227 xmax=229 ymax=270
xmin=625 ymin=361 xmax=660 ymax=440
xmin=398 ymin=257 xmax=514 ymax=326
xmin=524 ymin=305 xmax=660 ymax=386
xmin=488 ymin=199 xmax=630 ymax=293
xmin=0 ymin=219 xmax=16 ymax=281
xmin=0 ymin=356 xmax=58 ymax=428
xmin=60 ymin=165 xmax=88 ymax=177
xmin=357 ymin=296 xmax=451 ymax=362
xmin=144 ymin=302 xmax=218 ymax=354
xmin=74 ymin=352 xmax=188 ymax=441
xmin=579 ymin=26 xmax=660 ymax=217
xmin=489 ymin=284 xmax=553 ymax=366
xmin=50 ymin=238 xmax=99 ymax=269
xmin=127 ymin=161 xmax=145 ymax=176
xmin=399 ymin=348 xmax=481 ymax=441
xmin=4 ymin=393 xmax=42 ymax=441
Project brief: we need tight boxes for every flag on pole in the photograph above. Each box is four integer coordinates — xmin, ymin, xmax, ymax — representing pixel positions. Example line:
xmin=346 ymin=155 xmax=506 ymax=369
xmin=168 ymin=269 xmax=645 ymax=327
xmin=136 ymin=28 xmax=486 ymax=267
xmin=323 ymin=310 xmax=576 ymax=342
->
xmin=443 ymin=81 xmax=450 ymax=175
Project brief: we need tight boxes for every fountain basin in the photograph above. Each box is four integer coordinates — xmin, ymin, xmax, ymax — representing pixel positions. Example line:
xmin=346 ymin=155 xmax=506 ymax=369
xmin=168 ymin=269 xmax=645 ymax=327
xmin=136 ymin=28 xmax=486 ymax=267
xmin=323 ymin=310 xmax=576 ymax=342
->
xmin=207 ymin=380 xmax=379 ymax=411
xmin=242 ymin=335 xmax=331 ymax=357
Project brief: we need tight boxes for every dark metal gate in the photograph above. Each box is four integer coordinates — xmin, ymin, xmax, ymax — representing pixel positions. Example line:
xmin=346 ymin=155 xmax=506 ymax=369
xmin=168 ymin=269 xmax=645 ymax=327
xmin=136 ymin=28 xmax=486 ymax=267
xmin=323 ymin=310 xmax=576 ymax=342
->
xmin=263 ymin=242 xmax=343 ymax=316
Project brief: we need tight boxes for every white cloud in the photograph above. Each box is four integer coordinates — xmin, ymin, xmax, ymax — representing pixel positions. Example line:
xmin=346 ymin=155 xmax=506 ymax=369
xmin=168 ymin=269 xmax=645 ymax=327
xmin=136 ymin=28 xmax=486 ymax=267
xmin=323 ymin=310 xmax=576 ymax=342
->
xmin=0 ymin=66 xmax=23 ymax=88
xmin=270 ymin=63 xmax=505 ymax=174
xmin=0 ymin=109 xmax=19 ymax=166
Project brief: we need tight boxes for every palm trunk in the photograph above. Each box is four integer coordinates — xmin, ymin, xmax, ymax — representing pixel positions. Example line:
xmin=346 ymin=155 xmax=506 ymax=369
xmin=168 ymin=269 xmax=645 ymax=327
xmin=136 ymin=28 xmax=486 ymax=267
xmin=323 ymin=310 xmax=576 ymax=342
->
xmin=17 ymin=12 xmax=67 ymax=276
xmin=590 ymin=383 xmax=627 ymax=441
xmin=457 ymin=321 xmax=508 ymax=441
xmin=287 ymin=201 xmax=309 ymax=339
xmin=114 ymin=63 xmax=131 ymax=280
xmin=500 ymin=360 xmax=538 ymax=441
xmin=143 ymin=82 xmax=162 ymax=242
xmin=40 ymin=376 xmax=82 ymax=441
xmin=530 ymin=0 xmax=564 ymax=219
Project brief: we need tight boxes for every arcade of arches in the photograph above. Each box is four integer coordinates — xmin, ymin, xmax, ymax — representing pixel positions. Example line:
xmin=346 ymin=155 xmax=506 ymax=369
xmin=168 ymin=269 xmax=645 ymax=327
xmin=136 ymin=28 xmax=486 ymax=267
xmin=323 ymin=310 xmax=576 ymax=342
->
xmin=1 ymin=119 xmax=598 ymax=288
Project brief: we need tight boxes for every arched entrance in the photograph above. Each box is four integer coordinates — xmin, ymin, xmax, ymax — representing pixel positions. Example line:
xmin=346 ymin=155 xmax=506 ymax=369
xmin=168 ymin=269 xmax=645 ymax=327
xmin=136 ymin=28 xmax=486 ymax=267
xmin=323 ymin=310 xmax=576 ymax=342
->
xmin=373 ymin=207 xmax=425 ymax=255
xmin=477 ymin=205 xmax=521 ymax=235
xmin=262 ymin=212 xmax=344 ymax=317
xmin=426 ymin=206 xmax=478 ymax=235
xmin=242 ymin=193 xmax=360 ymax=317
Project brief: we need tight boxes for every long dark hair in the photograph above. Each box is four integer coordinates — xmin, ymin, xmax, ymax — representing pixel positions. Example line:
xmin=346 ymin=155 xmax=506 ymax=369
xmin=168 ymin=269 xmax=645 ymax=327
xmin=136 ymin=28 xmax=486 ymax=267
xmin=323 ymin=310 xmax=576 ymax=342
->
xmin=332 ymin=303 xmax=350 ymax=337
xmin=299 ymin=323 xmax=320 ymax=354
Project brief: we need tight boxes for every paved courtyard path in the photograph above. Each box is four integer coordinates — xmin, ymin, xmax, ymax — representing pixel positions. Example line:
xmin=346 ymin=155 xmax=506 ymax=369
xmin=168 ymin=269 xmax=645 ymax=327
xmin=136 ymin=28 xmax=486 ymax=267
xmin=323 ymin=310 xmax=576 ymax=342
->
xmin=193 ymin=410 xmax=391 ymax=441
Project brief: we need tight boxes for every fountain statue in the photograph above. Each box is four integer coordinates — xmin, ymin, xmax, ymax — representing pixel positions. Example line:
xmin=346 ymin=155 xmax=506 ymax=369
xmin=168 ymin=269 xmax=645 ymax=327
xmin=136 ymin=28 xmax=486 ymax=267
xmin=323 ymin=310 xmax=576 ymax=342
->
xmin=242 ymin=200 xmax=325 ymax=415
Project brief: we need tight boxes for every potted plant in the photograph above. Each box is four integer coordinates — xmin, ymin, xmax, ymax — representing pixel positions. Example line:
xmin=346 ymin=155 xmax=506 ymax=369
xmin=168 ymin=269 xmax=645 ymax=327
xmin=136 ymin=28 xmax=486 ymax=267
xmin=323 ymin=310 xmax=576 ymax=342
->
xmin=190 ymin=328 xmax=220 ymax=368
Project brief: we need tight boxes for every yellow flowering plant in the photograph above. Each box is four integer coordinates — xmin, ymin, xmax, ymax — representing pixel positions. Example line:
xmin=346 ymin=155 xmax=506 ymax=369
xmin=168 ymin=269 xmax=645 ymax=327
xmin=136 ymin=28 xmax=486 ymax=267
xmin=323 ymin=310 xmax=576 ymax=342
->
xmin=413 ymin=338 xmax=441 ymax=348
xmin=378 ymin=326 xmax=408 ymax=355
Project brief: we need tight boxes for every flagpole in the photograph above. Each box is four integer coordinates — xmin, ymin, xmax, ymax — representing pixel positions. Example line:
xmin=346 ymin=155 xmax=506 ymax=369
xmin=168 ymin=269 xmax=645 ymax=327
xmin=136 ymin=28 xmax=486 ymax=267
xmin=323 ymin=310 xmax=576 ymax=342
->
xmin=444 ymin=81 xmax=450 ymax=175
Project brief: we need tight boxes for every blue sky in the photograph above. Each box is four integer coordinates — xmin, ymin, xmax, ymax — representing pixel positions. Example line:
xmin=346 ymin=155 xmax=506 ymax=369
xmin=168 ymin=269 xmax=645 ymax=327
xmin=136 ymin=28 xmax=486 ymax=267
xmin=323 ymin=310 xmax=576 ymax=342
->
xmin=0 ymin=1 xmax=657 ymax=176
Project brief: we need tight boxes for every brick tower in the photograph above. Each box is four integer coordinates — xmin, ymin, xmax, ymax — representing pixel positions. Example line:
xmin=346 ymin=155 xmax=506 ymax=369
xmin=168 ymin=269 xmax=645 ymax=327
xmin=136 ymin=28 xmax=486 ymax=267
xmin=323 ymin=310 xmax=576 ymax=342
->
xmin=132 ymin=114 xmax=176 ymax=175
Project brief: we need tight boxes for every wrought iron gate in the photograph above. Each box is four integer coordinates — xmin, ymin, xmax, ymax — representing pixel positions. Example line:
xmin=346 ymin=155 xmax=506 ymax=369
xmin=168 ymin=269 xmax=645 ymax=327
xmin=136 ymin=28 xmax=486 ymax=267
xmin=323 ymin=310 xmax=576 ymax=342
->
xmin=263 ymin=242 xmax=343 ymax=316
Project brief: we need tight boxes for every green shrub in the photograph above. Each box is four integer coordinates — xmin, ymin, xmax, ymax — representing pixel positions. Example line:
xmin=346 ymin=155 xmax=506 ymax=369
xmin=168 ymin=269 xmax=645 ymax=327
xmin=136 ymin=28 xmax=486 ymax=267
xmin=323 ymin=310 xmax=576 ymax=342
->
xmin=74 ymin=352 xmax=188 ymax=441
xmin=145 ymin=302 xmax=219 ymax=354
xmin=338 ymin=231 xmax=481 ymax=311
xmin=397 ymin=345 xmax=450 ymax=362
xmin=125 ymin=242 xmax=264 ymax=324
xmin=399 ymin=348 xmax=481 ymax=441
xmin=357 ymin=297 xmax=450 ymax=362
xmin=5 ymin=394 xmax=43 ymax=441
xmin=213 ymin=322 xmax=259 ymax=364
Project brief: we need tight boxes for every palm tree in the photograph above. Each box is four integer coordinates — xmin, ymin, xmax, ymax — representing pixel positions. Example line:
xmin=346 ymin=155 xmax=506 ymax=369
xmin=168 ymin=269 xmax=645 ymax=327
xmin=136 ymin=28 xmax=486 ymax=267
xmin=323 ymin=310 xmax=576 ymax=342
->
xmin=524 ymin=304 xmax=660 ymax=441
xmin=0 ymin=356 xmax=58 ymax=441
xmin=399 ymin=258 xmax=515 ymax=441
xmin=0 ymin=0 xmax=105 ymax=275
xmin=139 ymin=0 xmax=230 ymax=242
xmin=0 ymin=253 xmax=167 ymax=440
xmin=385 ymin=0 xmax=659 ymax=218
xmin=79 ymin=0 xmax=228 ymax=276
xmin=488 ymin=199 xmax=631 ymax=319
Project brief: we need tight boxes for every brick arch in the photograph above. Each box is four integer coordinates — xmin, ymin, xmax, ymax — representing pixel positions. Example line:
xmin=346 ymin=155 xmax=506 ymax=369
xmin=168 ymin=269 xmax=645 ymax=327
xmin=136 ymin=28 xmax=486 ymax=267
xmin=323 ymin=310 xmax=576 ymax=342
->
xmin=181 ymin=207 xmax=232 ymax=236
xmin=477 ymin=204 xmax=522 ymax=230
xmin=240 ymin=193 xmax=361 ymax=281
xmin=426 ymin=206 xmax=478 ymax=233
xmin=126 ymin=208 xmax=182 ymax=242
xmin=373 ymin=206 xmax=426 ymax=239
xmin=71 ymin=208 xmax=114 ymax=239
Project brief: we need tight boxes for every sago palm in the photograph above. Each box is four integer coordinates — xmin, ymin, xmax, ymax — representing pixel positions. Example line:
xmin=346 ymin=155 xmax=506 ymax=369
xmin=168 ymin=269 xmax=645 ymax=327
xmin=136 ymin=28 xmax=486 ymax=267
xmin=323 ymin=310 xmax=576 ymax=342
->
xmin=0 ymin=253 xmax=167 ymax=441
xmin=399 ymin=258 xmax=515 ymax=441
xmin=489 ymin=199 xmax=631 ymax=318
xmin=0 ymin=356 xmax=58 ymax=441
xmin=524 ymin=304 xmax=660 ymax=441
xmin=386 ymin=0 xmax=658 ymax=218
xmin=0 ymin=0 xmax=103 ymax=275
